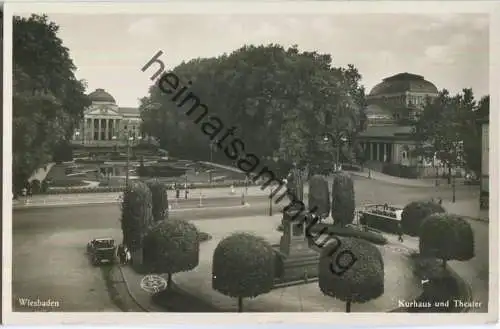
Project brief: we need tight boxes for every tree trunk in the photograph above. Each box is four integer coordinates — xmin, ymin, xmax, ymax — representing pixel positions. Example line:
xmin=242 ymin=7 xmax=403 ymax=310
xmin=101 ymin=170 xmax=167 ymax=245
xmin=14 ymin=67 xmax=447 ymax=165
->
xmin=447 ymin=167 xmax=452 ymax=184
xmin=167 ymin=273 xmax=172 ymax=289
xmin=238 ymin=297 xmax=243 ymax=312
xmin=346 ymin=301 xmax=351 ymax=313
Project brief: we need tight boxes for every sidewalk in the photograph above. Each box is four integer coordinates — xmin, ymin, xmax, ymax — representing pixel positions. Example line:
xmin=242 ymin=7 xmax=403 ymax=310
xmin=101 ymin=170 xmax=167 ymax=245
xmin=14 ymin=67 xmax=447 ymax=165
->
xmin=119 ymin=215 xmax=421 ymax=312
xmin=347 ymin=169 xmax=435 ymax=188
xmin=12 ymin=185 xmax=273 ymax=209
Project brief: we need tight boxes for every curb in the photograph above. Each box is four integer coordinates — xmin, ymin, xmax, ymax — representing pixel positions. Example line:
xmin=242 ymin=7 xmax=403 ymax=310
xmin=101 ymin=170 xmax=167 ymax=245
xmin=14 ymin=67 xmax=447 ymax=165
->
xmin=348 ymin=172 xmax=435 ymax=188
xmin=117 ymin=265 xmax=149 ymax=312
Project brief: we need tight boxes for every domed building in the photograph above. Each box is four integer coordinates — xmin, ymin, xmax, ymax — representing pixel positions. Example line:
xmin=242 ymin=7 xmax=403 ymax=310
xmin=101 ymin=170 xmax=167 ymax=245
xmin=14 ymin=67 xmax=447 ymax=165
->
xmin=357 ymin=73 xmax=439 ymax=174
xmin=71 ymin=88 xmax=142 ymax=147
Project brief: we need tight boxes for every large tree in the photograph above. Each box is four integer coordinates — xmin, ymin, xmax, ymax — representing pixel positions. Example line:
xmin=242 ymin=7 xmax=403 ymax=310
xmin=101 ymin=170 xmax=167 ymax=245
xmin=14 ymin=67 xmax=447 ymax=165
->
xmin=13 ymin=14 xmax=89 ymax=192
xmin=412 ymin=89 xmax=488 ymax=179
xmin=140 ymin=44 xmax=366 ymax=167
xmin=412 ymin=89 xmax=464 ymax=181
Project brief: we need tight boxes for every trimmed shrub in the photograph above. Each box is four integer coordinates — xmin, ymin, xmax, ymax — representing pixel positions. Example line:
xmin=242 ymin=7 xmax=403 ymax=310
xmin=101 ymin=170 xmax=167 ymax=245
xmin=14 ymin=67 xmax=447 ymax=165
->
xmin=143 ymin=219 xmax=200 ymax=288
xmin=319 ymin=237 xmax=384 ymax=312
xmin=307 ymin=224 xmax=388 ymax=245
xmin=331 ymin=172 xmax=355 ymax=226
xmin=419 ymin=213 xmax=475 ymax=266
xmin=146 ymin=179 xmax=169 ymax=222
xmin=120 ymin=180 xmax=153 ymax=252
xmin=401 ymin=201 xmax=445 ymax=237
xmin=308 ymin=175 xmax=330 ymax=219
xmin=212 ymin=232 xmax=275 ymax=312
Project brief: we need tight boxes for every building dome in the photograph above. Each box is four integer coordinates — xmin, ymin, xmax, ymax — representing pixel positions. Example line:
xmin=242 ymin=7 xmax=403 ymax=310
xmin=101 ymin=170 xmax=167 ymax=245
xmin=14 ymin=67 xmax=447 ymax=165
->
xmin=88 ymin=88 xmax=116 ymax=103
xmin=369 ymin=73 xmax=438 ymax=96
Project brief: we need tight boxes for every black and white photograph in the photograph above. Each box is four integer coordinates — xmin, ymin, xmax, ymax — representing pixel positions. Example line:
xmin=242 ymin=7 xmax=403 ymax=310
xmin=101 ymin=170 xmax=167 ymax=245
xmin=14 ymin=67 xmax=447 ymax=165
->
xmin=3 ymin=1 xmax=498 ymax=326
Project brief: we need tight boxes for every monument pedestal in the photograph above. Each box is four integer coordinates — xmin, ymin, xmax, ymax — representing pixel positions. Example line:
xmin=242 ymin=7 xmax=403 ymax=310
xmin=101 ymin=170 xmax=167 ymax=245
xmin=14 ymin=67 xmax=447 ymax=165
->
xmin=273 ymin=210 xmax=320 ymax=286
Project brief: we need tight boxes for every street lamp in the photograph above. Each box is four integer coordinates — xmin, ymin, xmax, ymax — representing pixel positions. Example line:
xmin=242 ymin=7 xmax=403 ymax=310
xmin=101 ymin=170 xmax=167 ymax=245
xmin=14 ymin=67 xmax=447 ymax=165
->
xmin=112 ymin=133 xmax=142 ymax=189
xmin=451 ymin=167 xmax=456 ymax=203
xmin=323 ymin=131 xmax=348 ymax=172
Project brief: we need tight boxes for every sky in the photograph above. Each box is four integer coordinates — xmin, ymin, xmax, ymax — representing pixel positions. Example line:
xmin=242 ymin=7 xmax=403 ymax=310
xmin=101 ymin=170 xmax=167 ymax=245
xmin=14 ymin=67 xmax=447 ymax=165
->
xmin=25 ymin=12 xmax=489 ymax=107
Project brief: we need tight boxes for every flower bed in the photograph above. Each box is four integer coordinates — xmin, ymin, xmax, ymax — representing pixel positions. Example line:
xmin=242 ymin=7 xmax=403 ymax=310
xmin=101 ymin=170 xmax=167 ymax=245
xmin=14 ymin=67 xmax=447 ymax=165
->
xmin=41 ymin=180 xmax=256 ymax=194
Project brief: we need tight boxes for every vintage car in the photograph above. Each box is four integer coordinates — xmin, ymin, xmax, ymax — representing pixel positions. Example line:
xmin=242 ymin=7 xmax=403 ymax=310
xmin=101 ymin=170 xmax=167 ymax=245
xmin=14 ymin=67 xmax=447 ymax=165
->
xmin=86 ymin=237 xmax=116 ymax=265
xmin=358 ymin=204 xmax=403 ymax=234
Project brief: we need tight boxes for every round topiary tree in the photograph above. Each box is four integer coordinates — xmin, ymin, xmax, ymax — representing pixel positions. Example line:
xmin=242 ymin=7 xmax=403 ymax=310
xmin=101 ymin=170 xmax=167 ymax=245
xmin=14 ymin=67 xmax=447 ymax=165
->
xmin=331 ymin=172 xmax=355 ymax=226
xmin=143 ymin=219 xmax=200 ymax=288
xmin=318 ymin=237 xmax=384 ymax=312
xmin=146 ymin=179 xmax=169 ymax=221
xmin=401 ymin=200 xmax=445 ymax=237
xmin=308 ymin=174 xmax=330 ymax=220
xmin=212 ymin=232 xmax=275 ymax=312
xmin=120 ymin=180 xmax=153 ymax=266
xmin=419 ymin=213 xmax=475 ymax=267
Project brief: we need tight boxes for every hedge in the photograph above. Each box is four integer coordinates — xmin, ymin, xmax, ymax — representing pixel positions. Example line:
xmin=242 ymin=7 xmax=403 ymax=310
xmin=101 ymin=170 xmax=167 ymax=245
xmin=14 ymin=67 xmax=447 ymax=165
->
xmin=143 ymin=219 xmax=200 ymax=288
xmin=331 ymin=172 xmax=355 ymax=226
xmin=120 ymin=181 xmax=153 ymax=252
xmin=382 ymin=163 xmax=419 ymax=179
xmin=419 ymin=213 xmax=475 ymax=265
xmin=318 ymin=237 xmax=384 ymax=312
xmin=146 ymin=179 xmax=169 ymax=222
xmin=307 ymin=223 xmax=388 ymax=245
xmin=212 ymin=232 xmax=275 ymax=312
xmin=308 ymin=175 xmax=330 ymax=218
xmin=401 ymin=201 xmax=445 ymax=237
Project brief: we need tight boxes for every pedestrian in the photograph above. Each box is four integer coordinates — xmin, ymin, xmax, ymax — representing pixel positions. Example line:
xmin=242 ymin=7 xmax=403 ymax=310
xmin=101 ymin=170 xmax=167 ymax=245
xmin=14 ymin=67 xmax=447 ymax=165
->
xmin=185 ymin=188 xmax=189 ymax=199
xmin=175 ymin=184 xmax=180 ymax=199
xmin=397 ymin=223 xmax=404 ymax=242
xmin=117 ymin=244 xmax=125 ymax=265
xmin=438 ymin=197 xmax=443 ymax=205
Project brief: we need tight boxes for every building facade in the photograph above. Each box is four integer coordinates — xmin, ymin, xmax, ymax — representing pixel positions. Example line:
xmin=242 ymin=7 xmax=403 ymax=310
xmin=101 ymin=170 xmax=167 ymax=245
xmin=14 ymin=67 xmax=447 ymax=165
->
xmin=71 ymin=88 xmax=142 ymax=147
xmin=357 ymin=73 xmax=440 ymax=175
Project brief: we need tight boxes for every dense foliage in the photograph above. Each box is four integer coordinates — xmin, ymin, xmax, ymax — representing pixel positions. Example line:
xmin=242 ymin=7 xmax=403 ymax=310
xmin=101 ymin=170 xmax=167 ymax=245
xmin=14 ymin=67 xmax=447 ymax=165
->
xmin=401 ymin=201 xmax=445 ymax=237
xmin=120 ymin=180 xmax=153 ymax=251
xmin=318 ymin=237 xmax=384 ymax=312
xmin=140 ymin=44 xmax=366 ymax=170
xmin=419 ymin=213 xmax=475 ymax=264
xmin=308 ymin=175 xmax=330 ymax=219
xmin=412 ymin=89 xmax=489 ymax=177
xmin=331 ymin=172 xmax=355 ymax=226
xmin=13 ymin=14 xmax=90 ymax=193
xmin=212 ymin=232 xmax=275 ymax=312
xmin=143 ymin=219 xmax=200 ymax=286
xmin=146 ymin=179 xmax=169 ymax=221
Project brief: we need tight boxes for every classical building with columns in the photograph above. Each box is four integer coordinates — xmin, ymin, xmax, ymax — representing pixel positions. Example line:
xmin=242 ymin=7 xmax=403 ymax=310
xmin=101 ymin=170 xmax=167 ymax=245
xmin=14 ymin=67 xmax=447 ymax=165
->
xmin=357 ymin=73 xmax=440 ymax=175
xmin=71 ymin=88 xmax=142 ymax=148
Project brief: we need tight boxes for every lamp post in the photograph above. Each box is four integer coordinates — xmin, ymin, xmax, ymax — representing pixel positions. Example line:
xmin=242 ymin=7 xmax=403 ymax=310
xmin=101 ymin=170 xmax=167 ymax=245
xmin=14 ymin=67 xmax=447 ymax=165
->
xmin=323 ymin=131 xmax=348 ymax=172
xmin=113 ymin=133 xmax=142 ymax=189
xmin=451 ymin=167 xmax=456 ymax=203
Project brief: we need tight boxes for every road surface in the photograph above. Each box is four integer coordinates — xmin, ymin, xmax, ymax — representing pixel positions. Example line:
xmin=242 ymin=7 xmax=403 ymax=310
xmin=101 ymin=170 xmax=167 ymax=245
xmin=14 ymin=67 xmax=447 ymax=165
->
xmin=11 ymin=177 xmax=482 ymax=312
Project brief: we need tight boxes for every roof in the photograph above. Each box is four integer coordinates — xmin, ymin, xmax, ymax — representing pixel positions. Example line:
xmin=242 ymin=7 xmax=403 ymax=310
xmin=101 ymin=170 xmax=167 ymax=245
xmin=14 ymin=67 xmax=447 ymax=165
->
xmin=119 ymin=107 xmax=140 ymax=117
xmin=369 ymin=73 xmax=438 ymax=96
xmin=88 ymin=88 xmax=116 ymax=103
xmin=358 ymin=125 xmax=413 ymax=138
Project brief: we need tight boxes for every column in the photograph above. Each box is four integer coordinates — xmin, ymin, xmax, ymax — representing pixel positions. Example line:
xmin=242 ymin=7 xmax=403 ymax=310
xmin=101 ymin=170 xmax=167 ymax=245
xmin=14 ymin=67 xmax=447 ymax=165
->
xmin=369 ymin=142 xmax=374 ymax=161
xmin=104 ymin=119 xmax=107 ymax=140
xmin=90 ymin=119 xmax=94 ymax=142
xmin=383 ymin=143 xmax=387 ymax=162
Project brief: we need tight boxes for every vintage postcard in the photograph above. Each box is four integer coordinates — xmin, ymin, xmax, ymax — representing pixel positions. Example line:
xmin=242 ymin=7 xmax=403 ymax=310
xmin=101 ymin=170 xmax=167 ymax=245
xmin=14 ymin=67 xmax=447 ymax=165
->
xmin=2 ymin=0 xmax=498 ymax=326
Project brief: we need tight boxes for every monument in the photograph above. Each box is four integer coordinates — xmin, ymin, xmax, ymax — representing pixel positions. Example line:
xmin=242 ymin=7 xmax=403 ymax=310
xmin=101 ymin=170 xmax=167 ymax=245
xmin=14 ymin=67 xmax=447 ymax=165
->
xmin=273 ymin=165 xmax=320 ymax=286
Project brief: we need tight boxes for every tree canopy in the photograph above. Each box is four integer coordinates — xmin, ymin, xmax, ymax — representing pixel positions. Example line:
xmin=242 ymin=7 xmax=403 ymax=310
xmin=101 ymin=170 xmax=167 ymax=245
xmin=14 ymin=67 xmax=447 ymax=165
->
xmin=13 ymin=14 xmax=89 ymax=191
xmin=412 ymin=88 xmax=488 ymax=176
xmin=140 ymin=44 xmax=366 ymax=169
